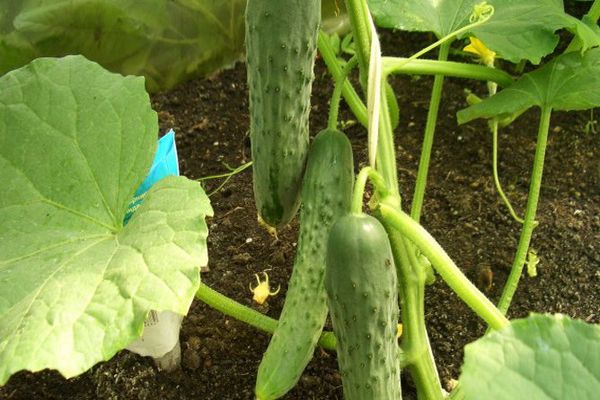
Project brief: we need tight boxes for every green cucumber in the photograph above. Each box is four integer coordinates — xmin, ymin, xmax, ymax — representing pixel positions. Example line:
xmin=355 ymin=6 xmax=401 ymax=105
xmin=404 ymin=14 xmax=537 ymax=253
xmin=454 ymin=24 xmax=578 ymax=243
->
xmin=245 ymin=0 xmax=321 ymax=228
xmin=256 ymin=129 xmax=354 ymax=400
xmin=325 ymin=214 xmax=402 ymax=400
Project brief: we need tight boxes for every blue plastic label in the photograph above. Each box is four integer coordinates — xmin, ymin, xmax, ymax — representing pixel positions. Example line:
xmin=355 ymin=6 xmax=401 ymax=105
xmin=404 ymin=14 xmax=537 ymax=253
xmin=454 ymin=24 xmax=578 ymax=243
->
xmin=124 ymin=129 xmax=179 ymax=224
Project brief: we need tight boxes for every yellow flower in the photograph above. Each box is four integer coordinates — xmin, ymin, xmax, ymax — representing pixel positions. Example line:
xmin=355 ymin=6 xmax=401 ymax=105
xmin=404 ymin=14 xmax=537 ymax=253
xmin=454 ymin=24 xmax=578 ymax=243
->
xmin=249 ymin=271 xmax=280 ymax=304
xmin=463 ymin=37 xmax=496 ymax=66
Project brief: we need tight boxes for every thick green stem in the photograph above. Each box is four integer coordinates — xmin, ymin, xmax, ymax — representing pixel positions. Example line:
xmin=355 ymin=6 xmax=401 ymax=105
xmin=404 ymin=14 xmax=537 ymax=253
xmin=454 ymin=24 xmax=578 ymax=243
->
xmin=317 ymin=31 xmax=368 ymax=127
xmin=376 ymin=89 xmax=401 ymax=199
xmin=195 ymin=282 xmax=336 ymax=350
xmin=382 ymin=57 xmax=513 ymax=87
xmin=496 ymin=107 xmax=552 ymax=314
xmin=381 ymin=224 xmax=444 ymax=400
xmin=410 ymin=43 xmax=450 ymax=222
xmin=344 ymin=0 xmax=372 ymax=77
xmin=328 ymin=57 xmax=358 ymax=130
xmin=379 ymin=204 xmax=510 ymax=330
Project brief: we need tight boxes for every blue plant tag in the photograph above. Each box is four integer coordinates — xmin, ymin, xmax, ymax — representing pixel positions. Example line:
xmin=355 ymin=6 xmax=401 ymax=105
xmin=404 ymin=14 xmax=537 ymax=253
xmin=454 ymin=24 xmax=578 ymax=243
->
xmin=123 ymin=129 xmax=179 ymax=224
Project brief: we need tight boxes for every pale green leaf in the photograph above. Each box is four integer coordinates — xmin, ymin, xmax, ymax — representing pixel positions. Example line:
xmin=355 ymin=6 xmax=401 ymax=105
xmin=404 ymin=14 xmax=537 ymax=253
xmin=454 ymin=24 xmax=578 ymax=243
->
xmin=0 ymin=55 xmax=213 ymax=383
xmin=368 ymin=0 xmax=600 ymax=63
xmin=470 ymin=0 xmax=600 ymax=63
xmin=461 ymin=314 xmax=600 ymax=400
xmin=368 ymin=0 xmax=478 ymax=38
xmin=457 ymin=48 xmax=600 ymax=123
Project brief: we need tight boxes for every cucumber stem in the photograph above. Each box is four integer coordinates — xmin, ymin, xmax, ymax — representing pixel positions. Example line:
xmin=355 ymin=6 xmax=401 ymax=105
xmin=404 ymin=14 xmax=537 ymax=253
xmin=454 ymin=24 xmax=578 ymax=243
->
xmin=382 ymin=57 xmax=514 ymax=87
xmin=379 ymin=204 xmax=510 ymax=330
xmin=495 ymin=107 xmax=552 ymax=315
xmin=327 ymin=57 xmax=358 ymax=130
xmin=344 ymin=0 xmax=372 ymax=78
xmin=382 ymin=225 xmax=444 ymax=400
xmin=318 ymin=31 xmax=368 ymax=127
xmin=351 ymin=166 xmax=393 ymax=214
xmin=195 ymin=282 xmax=337 ymax=350
xmin=410 ymin=42 xmax=450 ymax=222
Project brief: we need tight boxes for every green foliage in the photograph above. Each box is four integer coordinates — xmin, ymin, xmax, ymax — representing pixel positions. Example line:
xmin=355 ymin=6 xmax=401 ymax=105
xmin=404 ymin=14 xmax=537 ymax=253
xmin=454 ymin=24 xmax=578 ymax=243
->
xmin=460 ymin=314 xmax=600 ymax=399
xmin=368 ymin=0 xmax=600 ymax=63
xmin=470 ymin=0 xmax=600 ymax=63
xmin=0 ymin=0 xmax=246 ymax=92
xmin=368 ymin=0 xmax=479 ymax=37
xmin=0 ymin=55 xmax=213 ymax=384
xmin=458 ymin=48 xmax=600 ymax=123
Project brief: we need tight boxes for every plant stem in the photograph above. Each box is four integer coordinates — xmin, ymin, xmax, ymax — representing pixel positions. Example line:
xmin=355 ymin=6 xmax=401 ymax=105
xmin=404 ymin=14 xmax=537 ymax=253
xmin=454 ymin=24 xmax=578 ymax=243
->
xmin=496 ymin=107 xmax=552 ymax=314
xmin=491 ymin=120 xmax=525 ymax=224
xmin=195 ymin=282 xmax=336 ymax=350
xmin=588 ymin=0 xmax=600 ymax=21
xmin=344 ymin=0 xmax=372 ymax=76
xmin=379 ymin=203 xmax=510 ymax=330
xmin=376 ymin=89 xmax=401 ymax=199
xmin=351 ymin=167 xmax=393 ymax=214
xmin=410 ymin=42 xmax=450 ymax=222
xmin=328 ymin=57 xmax=358 ymax=130
xmin=382 ymin=57 xmax=513 ymax=87
xmin=564 ymin=0 xmax=600 ymax=53
xmin=382 ymin=224 xmax=444 ymax=400
xmin=317 ymin=31 xmax=368 ymax=127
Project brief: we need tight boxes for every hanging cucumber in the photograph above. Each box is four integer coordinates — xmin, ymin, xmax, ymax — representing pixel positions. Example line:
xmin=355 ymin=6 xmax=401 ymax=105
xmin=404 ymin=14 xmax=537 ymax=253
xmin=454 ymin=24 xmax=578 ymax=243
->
xmin=245 ymin=0 xmax=322 ymax=228
xmin=255 ymin=129 xmax=354 ymax=400
xmin=325 ymin=213 xmax=402 ymax=400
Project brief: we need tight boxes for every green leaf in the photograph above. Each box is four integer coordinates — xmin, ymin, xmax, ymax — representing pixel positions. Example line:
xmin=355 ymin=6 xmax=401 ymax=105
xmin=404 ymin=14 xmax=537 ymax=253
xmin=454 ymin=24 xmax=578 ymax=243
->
xmin=0 ymin=0 xmax=247 ymax=92
xmin=470 ymin=0 xmax=600 ymax=64
xmin=460 ymin=314 xmax=600 ymax=399
xmin=368 ymin=0 xmax=599 ymax=63
xmin=0 ymin=55 xmax=213 ymax=384
xmin=368 ymin=0 xmax=478 ymax=38
xmin=457 ymin=48 xmax=600 ymax=123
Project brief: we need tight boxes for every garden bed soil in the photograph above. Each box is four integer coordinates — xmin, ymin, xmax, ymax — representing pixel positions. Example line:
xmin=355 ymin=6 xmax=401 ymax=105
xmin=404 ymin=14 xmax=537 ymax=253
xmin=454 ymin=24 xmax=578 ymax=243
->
xmin=1 ymin=30 xmax=599 ymax=400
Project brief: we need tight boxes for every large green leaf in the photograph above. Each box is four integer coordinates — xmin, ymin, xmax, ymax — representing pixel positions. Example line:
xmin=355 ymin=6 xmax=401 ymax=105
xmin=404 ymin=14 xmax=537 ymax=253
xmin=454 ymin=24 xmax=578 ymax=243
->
xmin=457 ymin=47 xmax=600 ymax=123
xmin=368 ymin=0 xmax=478 ymax=37
xmin=0 ymin=55 xmax=213 ymax=384
xmin=368 ymin=0 xmax=599 ymax=63
xmin=460 ymin=314 xmax=600 ymax=399
xmin=0 ymin=0 xmax=247 ymax=92
xmin=470 ymin=0 xmax=600 ymax=63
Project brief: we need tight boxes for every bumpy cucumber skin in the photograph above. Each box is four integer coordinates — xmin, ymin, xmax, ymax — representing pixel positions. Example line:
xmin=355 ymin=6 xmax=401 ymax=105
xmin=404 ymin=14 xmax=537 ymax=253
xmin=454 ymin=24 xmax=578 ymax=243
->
xmin=325 ymin=214 xmax=401 ymax=400
xmin=245 ymin=0 xmax=321 ymax=228
xmin=255 ymin=129 xmax=354 ymax=400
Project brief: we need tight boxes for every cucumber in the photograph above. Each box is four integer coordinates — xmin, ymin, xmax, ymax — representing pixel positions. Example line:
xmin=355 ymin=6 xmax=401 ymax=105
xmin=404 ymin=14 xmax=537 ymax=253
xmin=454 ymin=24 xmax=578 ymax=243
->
xmin=245 ymin=0 xmax=321 ymax=228
xmin=325 ymin=214 xmax=402 ymax=400
xmin=255 ymin=129 xmax=354 ymax=400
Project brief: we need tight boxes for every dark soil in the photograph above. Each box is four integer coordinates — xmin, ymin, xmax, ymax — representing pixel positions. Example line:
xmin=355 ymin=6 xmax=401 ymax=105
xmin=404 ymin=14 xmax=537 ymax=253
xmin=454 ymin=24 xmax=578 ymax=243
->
xmin=2 ymin=29 xmax=599 ymax=400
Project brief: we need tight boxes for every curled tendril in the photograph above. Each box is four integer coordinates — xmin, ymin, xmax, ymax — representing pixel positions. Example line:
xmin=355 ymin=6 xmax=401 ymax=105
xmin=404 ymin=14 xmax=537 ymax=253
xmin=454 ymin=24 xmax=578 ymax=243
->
xmin=469 ymin=2 xmax=494 ymax=23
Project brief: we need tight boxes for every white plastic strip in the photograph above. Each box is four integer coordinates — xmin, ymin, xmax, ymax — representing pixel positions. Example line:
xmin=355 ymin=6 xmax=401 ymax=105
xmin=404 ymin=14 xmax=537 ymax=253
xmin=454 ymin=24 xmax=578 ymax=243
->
xmin=367 ymin=16 xmax=382 ymax=168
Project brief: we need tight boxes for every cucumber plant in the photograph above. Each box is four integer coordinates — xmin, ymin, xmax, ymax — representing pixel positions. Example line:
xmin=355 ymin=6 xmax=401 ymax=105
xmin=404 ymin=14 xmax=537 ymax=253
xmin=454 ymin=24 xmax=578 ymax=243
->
xmin=198 ymin=0 xmax=600 ymax=398
xmin=1 ymin=0 xmax=599 ymax=398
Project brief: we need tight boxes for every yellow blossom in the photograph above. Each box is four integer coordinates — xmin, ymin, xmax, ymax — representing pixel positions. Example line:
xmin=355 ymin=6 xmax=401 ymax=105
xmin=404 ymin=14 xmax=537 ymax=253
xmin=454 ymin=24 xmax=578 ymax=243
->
xmin=463 ymin=37 xmax=496 ymax=67
xmin=249 ymin=271 xmax=280 ymax=304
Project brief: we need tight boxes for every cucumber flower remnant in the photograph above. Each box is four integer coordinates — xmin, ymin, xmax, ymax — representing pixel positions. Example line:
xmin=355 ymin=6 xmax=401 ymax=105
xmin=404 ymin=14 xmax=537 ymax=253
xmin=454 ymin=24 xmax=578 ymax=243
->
xmin=250 ymin=271 xmax=281 ymax=304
